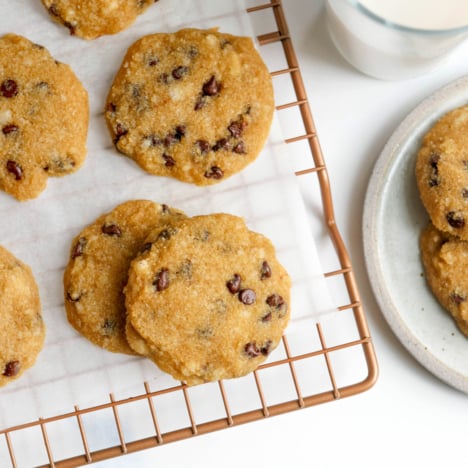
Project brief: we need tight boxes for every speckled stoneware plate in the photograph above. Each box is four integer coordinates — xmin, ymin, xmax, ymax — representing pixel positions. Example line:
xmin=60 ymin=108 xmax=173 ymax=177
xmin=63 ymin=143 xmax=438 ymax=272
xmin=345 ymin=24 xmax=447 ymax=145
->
xmin=363 ymin=75 xmax=468 ymax=394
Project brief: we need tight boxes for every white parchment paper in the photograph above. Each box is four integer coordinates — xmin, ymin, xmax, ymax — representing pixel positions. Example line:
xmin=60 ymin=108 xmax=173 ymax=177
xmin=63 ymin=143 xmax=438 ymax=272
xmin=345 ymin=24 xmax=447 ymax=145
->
xmin=0 ymin=0 xmax=336 ymax=429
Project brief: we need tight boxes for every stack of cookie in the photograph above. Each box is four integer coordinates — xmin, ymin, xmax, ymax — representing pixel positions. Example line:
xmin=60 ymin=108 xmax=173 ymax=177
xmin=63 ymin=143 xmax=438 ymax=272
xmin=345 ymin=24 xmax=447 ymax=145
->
xmin=416 ymin=105 xmax=468 ymax=337
xmin=64 ymin=201 xmax=291 ymax=385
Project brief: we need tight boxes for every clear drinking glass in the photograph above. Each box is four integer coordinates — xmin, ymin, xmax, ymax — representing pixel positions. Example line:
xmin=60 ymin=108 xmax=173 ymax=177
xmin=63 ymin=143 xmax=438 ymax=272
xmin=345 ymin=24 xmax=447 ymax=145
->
xmin=325 ymin=0 xmax=468 ymax=80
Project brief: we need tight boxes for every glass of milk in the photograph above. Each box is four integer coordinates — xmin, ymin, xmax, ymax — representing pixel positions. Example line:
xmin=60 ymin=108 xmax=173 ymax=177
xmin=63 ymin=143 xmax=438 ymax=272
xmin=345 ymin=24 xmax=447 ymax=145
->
xmin=325 ymin=0 xmax=468 ymax=80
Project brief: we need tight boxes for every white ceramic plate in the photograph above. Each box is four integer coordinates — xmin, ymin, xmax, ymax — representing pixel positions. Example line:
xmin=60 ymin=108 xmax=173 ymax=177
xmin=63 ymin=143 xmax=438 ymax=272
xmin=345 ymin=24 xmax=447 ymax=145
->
xmin=363 ymin=75 xmax=468 ymax=393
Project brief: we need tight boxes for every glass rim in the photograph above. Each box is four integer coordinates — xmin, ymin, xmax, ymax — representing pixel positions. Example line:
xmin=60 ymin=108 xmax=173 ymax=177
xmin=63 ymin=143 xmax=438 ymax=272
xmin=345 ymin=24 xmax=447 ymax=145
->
xmin=349 ymin=0 xmax=468 ymax=36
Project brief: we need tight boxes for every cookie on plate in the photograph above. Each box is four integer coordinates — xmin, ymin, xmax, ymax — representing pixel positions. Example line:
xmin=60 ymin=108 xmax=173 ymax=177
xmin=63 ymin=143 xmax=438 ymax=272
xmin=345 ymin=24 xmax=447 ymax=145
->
xmin=0 ymin=246 xmax=45 ymax=387
xmin=0 ymin=34 xmax=88 ymax=201
xmin=63 ymin=200 xmax=185 ymax=355
xmin=125 ymin=213 xmax=291 ymax=385
xmin=415 ymin=105 xmax=468 ymax=240
xmin=41 ymin=0 xmax=159 ymax=40
xmin=420 ymin=221 xmax=468 ymax=336
xmin=105 ymin=28 xmax=274 ymax=185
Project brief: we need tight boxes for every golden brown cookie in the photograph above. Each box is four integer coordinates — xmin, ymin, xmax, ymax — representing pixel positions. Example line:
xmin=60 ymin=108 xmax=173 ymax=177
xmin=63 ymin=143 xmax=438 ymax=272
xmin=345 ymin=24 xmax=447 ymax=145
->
xmin=420 ymin=222 xmax=468 ymax=336
xmin=63 ymin=200 xmax=186 ymax=355
xmin=415 ymin=105 xmax=468 ymax=240
xmin=125 ymin=213 xmax=291 ymax=385
xmin=0 ymin=34 xmax=88 ymax=201
xmin=0 ymin=246 xmax=45 ymax=387
xmin=105 ymin=28 xmax=274 ymax=185
xmin=41 ymin=0 xmax=159 ymax=40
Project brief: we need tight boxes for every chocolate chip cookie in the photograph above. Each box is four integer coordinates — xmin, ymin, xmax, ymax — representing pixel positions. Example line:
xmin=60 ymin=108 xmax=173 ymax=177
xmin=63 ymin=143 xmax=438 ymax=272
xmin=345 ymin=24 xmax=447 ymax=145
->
xmin=41 ymin=0 xmax=159 ymax=40
xmin=0 ymin=34 xmax=88 ymax=201
xmin=63 ymin=200 xmax=185 ymax=355
xmin=420 ymin=222 xmax=468 ymax=336
xmin=415 ymin=105 xmax=468 ymax=240
xmin=0 ymin=245 xmax=45 ymax=387
xmin=105 ymin=28 xmax=274 ymax=185
xmin=125 ymin=213 xmax=291 ymax=385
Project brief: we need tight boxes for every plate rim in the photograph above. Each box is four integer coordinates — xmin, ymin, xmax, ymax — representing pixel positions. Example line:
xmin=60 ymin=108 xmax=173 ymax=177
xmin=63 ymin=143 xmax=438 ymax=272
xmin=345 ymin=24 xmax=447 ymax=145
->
xmin=363 ymin=74 xmax=468 ymax=394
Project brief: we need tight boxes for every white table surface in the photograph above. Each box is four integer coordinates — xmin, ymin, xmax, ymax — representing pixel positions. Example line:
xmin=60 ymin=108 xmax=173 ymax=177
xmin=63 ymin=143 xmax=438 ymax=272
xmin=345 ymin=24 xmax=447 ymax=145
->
xmin=95 ymin=1 xmax=468 ymax=466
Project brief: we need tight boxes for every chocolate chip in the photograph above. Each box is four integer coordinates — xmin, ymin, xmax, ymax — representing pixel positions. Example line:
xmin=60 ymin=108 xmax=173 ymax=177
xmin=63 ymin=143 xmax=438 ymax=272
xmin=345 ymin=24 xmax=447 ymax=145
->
xmin=204 ymin=166 xmax=224 ymax=179
xmin=101 ymin=224 xmax=122 ymax=237
xmin=162 ymin=153 xmax=176 ymax=167
xmin=67 ymin=291 xmax=81 ymax=302
xmin=177 ymin=260 xmax=193 ymax=280
xmin=71 ymin=237 xmax=87 ymax=259
xmin=212 ymin=138 xmax=230 ymax=151
xmin=226 ymin=274 xmax=241 ymax=294
xmin=46 ymin=156 xmax=76 ymax=173
xmin=261 ymin=340 xmax=272 ymax=356
xmin=172 ymin=66 xmax=188 ymax=80
xmin=6 ymin=160 xmax=22 ymax=180
xmin=144 ymin=134 xmax=162 ymax=146
xmin=451 ymin=292 xmax=466 ymax=305
xmin=261 ymin=312 xmax=272 ymax=322
xmin=162 ymin=127 xmax=185 ymax=146
xmin=2 ymin=124 xmax=18 ymax=135
xmin=244 ymin=342 xmax=261 ymax=358
xmin=164 ymin=133 xmax=177 ymax=147
xmin=131 ymin=84 xmax=142 ymax=99
xmin=228 ymin=120 xmax=246 ymax=138
xmin=114 ymin=123 xmax=128 ymax=143
xmin=260 ymin=261 xmax=272 ymax=279
xmin=147 ymin=56 xmax=159 ymax=66
xmin=239 ymin=288 xmax=256 ymax=305
xmin=430 ymin=153 xmax=440 ymax=167
xmin=202 ymin=75 xmax=220 ymax=96
xmin=196 ymin=140 xmax=210 ymax=154
xmin=64 ymin=21 xmax=76 ymax=35
xmin=158 ymin=227 xmax=177 ymax=240
xmin=159 ymin=73 xmax=170 ymax=84
xmin=194 ymin=230 xmax=210 ymax=242
xmin=447 ymin=211 xmax=465 ymax=228
xmin=197 ymin=327 xmax=214 ymax=339
xmin=103 ymin=318 xmax=116 ymax=335
xmin=35 ymin=81 xmax=50 ymax=92
xmin=1 ymin=79 xmax=18 ymax=98
xmin=232 ymin=142 xmax=246 ymax=154
xmin=139 ymin=242 xmax=153 ymax=254
xmin=153 ymin=268 xmax=169 ymax=291
xmin=463 ymin=188 xmax=468 ymax=199
xmin=3 ymin=361 xmax=20 ymax=377
xmin=194 ymin=96 xmax=205 ymax=110
xmin=175 ymin=125 xmax=186 ymax=140
xmin=187 ymin=46 xmax=198 ymax=58
xmin=107 ymin=102 xmax=117 ymax=113
xmin=429 ymin=152 xmax=440 ymax=187
xmin=266 ymin=294 xmax=284 ymax=308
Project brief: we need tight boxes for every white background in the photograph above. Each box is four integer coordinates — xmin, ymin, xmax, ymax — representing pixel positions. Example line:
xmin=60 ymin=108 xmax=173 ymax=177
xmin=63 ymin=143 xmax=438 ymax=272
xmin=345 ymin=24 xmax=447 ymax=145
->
xmin=94 ymin=0 xmax=468 ymax=466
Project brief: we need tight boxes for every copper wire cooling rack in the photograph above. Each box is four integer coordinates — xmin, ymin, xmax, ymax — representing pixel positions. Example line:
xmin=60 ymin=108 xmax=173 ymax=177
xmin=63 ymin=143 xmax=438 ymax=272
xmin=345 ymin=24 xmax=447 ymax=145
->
xmin=0 ymin=2 xmax=378 ymax=466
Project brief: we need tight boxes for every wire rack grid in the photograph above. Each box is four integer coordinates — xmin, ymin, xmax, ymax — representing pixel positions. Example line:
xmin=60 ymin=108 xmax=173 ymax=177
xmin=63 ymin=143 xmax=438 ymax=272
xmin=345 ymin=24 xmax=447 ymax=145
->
xmin=0 ymin=1 xmax=378 ymax=466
